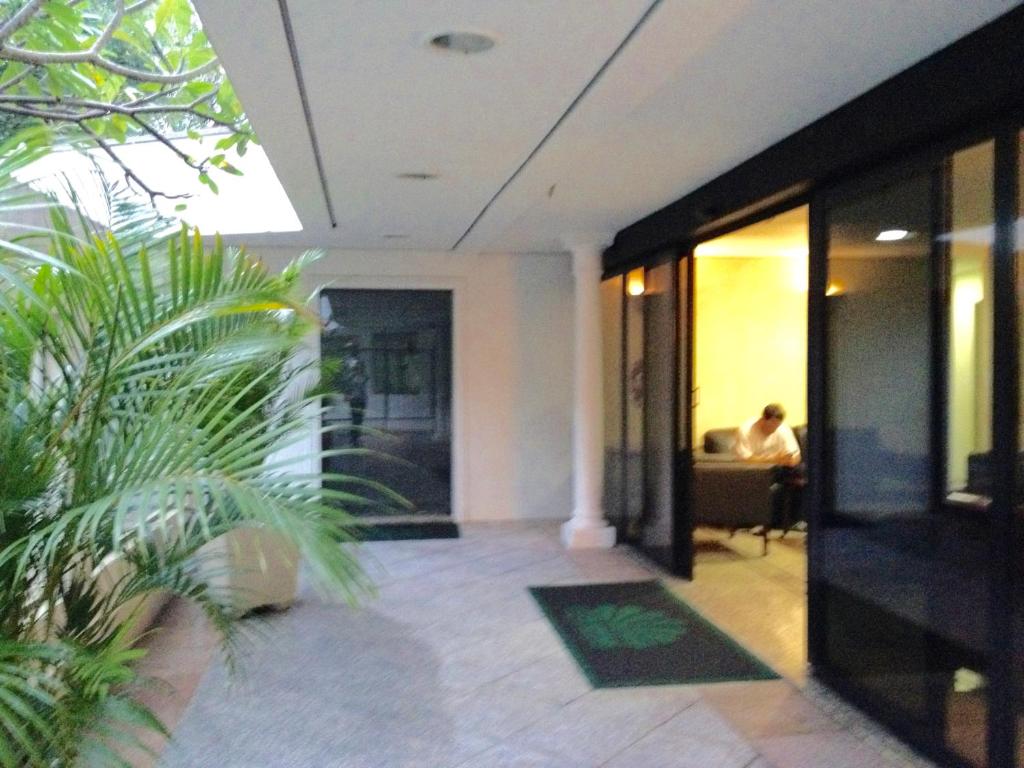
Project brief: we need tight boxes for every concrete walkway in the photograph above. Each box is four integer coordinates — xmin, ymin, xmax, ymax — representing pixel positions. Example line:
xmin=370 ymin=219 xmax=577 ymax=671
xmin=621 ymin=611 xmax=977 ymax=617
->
xmin=150 ymin=523 xmax=935 ymax=768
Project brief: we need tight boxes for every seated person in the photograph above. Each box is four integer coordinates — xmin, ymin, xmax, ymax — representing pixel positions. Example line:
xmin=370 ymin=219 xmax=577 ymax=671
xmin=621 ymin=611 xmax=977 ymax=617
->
xmin=735 ymin=403 xmax=801 ymax=467
xmin=735 ymin=403 xmax=803 ymax=529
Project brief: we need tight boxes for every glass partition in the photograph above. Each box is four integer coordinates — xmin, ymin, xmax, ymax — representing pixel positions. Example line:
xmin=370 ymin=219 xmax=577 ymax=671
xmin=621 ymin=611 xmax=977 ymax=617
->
xmin=624 ymin=268 xmax=645 ymax=541
xmin=640 ymin=259 xmax=678 ymax=569
xmin=601 ymin=276 xmax=625 ymax=529
xmin=320 ymin=289 xmax=453 ymax=515
xmin=820 ymin=141 xmax=996 ymax=767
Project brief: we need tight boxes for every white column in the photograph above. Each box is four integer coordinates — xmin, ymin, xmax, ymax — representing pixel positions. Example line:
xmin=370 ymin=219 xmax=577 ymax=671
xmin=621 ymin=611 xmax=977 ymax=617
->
xmin=562 ymin=242 xmax=616 ymax=549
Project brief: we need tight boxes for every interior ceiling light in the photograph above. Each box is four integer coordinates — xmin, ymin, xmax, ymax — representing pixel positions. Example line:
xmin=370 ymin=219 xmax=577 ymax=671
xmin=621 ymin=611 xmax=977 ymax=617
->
xmin=429 ymin=31 xmax=495 ymax=55
xmin=876 ymin=229 xmax=910 ymax=242
xmin=396 ymin=172 xmax=438 ymax=181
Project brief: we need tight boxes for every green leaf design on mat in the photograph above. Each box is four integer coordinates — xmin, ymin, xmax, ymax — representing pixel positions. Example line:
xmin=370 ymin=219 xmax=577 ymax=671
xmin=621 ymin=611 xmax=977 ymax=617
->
xmin=566 ymin=604 xmax=686 ymax=650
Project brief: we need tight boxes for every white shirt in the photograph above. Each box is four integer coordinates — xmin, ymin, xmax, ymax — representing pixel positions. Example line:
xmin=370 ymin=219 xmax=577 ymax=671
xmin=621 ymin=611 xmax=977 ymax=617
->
xmin=735 ymin=417 xmax=801 ymax=465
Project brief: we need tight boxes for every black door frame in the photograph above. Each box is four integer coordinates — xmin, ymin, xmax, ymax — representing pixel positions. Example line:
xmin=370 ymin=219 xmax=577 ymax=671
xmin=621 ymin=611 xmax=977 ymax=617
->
xmin=318 ymin=287 xmax=455 ymax=517
xmin=807 ymin=119 xmax=1021 ymax=767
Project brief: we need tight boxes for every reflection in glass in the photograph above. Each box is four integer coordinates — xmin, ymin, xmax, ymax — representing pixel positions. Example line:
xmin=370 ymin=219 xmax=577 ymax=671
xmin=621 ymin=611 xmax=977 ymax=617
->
xmin=601 ymin=277 xmax=625 ymax=528
xmin=624 ymin=270 xmax=645 ymax=540
xmin=948 ymin=142 xmax=994 ymax=501
xmin=822 ymin=142 xmax=996 ymax=766
xmin=640 ymin=260 xmax=677 ymax=568
xmin=1015 ymin=129 xmax=1024 ymax=768
xmin=320 ymin=289 xmax=452 ymax=515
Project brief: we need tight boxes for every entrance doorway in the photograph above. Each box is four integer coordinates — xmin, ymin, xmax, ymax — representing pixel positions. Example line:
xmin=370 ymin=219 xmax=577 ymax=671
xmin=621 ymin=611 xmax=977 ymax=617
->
xmin=690 ymin=206 xmax=809 ymax=555
xmin=600 ymin=207 xmax=811 ymax=671
xmin=320 ymin=289 xmax=453 ymax=517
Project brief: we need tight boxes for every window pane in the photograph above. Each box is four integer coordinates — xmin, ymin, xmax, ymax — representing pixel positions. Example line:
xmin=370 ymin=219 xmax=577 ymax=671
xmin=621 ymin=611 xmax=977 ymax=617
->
xmin=624 ymin=270 xmax=645 ymax=540
xmin=601 ymin=276 xmax=624 ymax=527
xmin=640 ymin=260 xmax=676 ymax=567
xmin=821 ymin=144 xmax=995 ymax=766
xmin=948 ymin=142 xmax=994 ymax=500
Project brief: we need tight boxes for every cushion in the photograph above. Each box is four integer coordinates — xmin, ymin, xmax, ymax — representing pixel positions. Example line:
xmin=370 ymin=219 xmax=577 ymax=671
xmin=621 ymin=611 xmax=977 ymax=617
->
xmin=704 ymin=428 xmax=738 ymax=454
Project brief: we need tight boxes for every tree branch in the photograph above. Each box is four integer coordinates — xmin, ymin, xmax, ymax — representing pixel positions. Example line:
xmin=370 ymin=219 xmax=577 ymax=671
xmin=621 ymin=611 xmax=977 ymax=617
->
xmin=0 ymin=66 xmax=31 ymax=93
xmin=0 ymin=93 xmax=246 ymax=132
xmin=0 ymin=102 xmax=105 ymax=122
xmin=0 ymin=0 xmax=43 ymax=46
xmin=0 ymin=44 xmax=220 ymax=85
xmin=92 ymin=0 xmax=124 ymax=55
xmin=80 ymin=123 xmax=190 ymax=204
xmin=125 ymin=0 xmax=157 ymax=13
xmin=129 ymin=115 xmax=206 ymax=173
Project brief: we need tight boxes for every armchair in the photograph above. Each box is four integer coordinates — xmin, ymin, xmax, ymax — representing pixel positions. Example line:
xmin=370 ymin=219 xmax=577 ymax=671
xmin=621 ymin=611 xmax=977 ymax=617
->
xmin=692 ymin=428 xmax=775 ymax=554
xmin=691 ymin=426 xmax=806 ymax=554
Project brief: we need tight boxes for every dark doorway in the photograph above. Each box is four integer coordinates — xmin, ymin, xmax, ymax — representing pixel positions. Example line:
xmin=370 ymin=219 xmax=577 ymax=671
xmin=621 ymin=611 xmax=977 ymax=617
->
xmin=320 ymin=289 xmax=453 ymax=517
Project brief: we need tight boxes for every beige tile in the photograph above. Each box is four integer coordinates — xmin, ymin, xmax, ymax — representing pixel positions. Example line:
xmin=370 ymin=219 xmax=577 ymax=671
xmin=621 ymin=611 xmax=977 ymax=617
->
xmin=602 ymin=700 xmax=758 ymax=768
xmin=701 ymin=680 xmax=844 ymax=740
xmin=754 ymin=732 xmax=907 ymax=768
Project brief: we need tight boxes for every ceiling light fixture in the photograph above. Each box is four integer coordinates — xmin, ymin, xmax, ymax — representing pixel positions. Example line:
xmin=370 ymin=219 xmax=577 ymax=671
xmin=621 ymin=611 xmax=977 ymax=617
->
xmin=429 ymin=31 xmax=495 ymax=55
xmin=876 ymin=229 xmax=910 ymax=242
xmin=396 ymin=172 xmax=438 ymax=181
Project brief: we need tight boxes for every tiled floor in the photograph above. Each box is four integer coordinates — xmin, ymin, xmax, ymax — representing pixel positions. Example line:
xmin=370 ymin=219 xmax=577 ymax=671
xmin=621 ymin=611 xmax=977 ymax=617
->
xmin=136 ymin=523 xmax=937 ymax=767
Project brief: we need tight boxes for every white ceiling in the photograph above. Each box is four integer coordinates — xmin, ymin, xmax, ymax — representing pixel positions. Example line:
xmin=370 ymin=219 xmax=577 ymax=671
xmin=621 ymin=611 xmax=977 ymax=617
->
xmin=194 ymin=0 xmax=1014 ymax=254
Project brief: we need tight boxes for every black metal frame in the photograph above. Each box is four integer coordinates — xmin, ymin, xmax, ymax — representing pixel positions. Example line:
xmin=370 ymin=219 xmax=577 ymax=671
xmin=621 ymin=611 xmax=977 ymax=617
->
xmin=806 ymin=122 xmax=1022 ymax=767
xmin=674 ymin=251 xmax=695 ymax=579
xmin=986 ymin=125 xmax=1020 ymax=768
xmin=603 ymin=7 xmax=1024 ymax=271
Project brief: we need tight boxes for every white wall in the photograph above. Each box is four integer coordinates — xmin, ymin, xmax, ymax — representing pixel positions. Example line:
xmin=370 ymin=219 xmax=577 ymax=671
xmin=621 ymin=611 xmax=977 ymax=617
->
xmin=252 ymin=247 xmax=575 ymax=522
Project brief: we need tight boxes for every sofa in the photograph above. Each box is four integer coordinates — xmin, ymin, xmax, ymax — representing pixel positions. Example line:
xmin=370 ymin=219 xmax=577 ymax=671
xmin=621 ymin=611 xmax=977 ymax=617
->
xmin=692 ymin=425 xmax=806 ymax=554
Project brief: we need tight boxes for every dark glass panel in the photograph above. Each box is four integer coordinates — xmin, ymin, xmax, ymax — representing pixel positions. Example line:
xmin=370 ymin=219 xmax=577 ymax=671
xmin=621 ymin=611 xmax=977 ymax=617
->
xmin=822 ymin=143 xmax=995 ymax=767
xmin=640 ymin=260 xmax=677 ymax=568
xmin=320 ymin=289 xmax=452 ymax=515
xmin=601 ymin=276 xmax=625 ymax=528
xmin=623 ymin=269 xmax=645 ymax=540
xmin=1015 ymin=129 xmax=1024 ymax=768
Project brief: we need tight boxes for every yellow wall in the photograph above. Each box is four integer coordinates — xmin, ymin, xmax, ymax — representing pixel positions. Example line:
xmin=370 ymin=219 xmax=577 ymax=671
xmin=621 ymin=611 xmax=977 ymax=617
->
xmin=693 ymin=255 xmax=807 ymax=442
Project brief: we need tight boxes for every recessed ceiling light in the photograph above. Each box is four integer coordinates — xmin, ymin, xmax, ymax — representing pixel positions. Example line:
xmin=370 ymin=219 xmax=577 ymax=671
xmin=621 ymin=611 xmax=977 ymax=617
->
xmin=876 ymin=229 xmax=910 ymax=242
xmin=429 ymin=31 xmax=495 ymax=55
xmin=396 ymin=172 xmax=438 ymax=181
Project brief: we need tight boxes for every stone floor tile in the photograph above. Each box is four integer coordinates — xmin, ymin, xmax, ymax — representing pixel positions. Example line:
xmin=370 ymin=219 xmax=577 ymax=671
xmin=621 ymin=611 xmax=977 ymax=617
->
xmin=602 ymin=700 xmax=759 ymax=768
xmin=753 ymin=732 xmax=907 ymax=768
xmin=700 ymin=680 xmax=844 ymax=740
xmin=452 ymin=742 xmax=588 ymax=768
xmin=507 ymin=687 xmax=700 ymax=766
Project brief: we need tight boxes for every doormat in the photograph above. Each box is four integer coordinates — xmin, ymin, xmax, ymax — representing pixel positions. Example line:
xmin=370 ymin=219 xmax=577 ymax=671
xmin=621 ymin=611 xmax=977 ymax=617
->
xmin=356 ymin=522 xmax=460 ymax=541
xmin=529 ymin=580 xmax=778 ymax=687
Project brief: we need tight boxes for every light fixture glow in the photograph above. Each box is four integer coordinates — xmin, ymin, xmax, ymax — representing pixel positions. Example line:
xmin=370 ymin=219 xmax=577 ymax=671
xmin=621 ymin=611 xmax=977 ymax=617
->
xmin=825 ymin=280 xmax=846 ymax=297
xmin=626 ymin=268 xmax=645 ymax=296
xmin=876 ymin=229 xmax=910 ymax=242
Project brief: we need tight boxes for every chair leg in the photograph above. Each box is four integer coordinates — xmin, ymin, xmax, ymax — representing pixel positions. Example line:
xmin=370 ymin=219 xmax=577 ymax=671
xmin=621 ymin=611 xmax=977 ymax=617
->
xmin=761 ymin=529 xmax=769 ymax=556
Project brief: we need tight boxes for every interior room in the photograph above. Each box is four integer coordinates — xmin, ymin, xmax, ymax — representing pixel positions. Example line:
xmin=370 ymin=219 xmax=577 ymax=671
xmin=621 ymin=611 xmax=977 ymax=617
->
xmin=687 ymin=206 xmax=810 ymax=674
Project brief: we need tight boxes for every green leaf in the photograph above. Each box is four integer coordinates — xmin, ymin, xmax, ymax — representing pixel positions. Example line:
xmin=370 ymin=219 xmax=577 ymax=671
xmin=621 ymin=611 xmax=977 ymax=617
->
xmin=198 ymin=172 xmax=218 ymax=194
xmin=567 ymin=604 xmax=687 ymax=650
xmin=41 ymin=1 xmax=80 ymax=27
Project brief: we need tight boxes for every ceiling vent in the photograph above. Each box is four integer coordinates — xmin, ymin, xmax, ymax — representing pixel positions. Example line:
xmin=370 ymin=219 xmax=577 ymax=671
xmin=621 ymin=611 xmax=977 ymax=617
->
xmin=429 ymin=32 xmax=495 ymax=55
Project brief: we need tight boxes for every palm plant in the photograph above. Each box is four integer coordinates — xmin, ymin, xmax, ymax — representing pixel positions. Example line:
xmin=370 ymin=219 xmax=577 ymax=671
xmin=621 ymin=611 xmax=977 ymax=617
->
xmin=0 ymin=129 xmax=374 ymax=766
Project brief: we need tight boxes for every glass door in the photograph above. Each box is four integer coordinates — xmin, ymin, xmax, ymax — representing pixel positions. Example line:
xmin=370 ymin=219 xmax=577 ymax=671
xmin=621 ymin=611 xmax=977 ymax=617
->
xmin=639 ymin=258 xmax=681 ymax=571
xmin=603 ymin=256 xmax=692 ymax=576
xmin=320 ymin=289 xmax=453 ymax=517
xmin=814 ymin=140 xmax=997 ymax=767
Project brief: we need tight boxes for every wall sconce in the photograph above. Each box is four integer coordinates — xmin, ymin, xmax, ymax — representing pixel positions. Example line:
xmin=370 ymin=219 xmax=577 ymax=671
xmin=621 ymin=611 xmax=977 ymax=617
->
xmin=825 ymin=280 xmax=845 ymax=297
xmin=626 ymin=268 xmax=646 ymax=296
